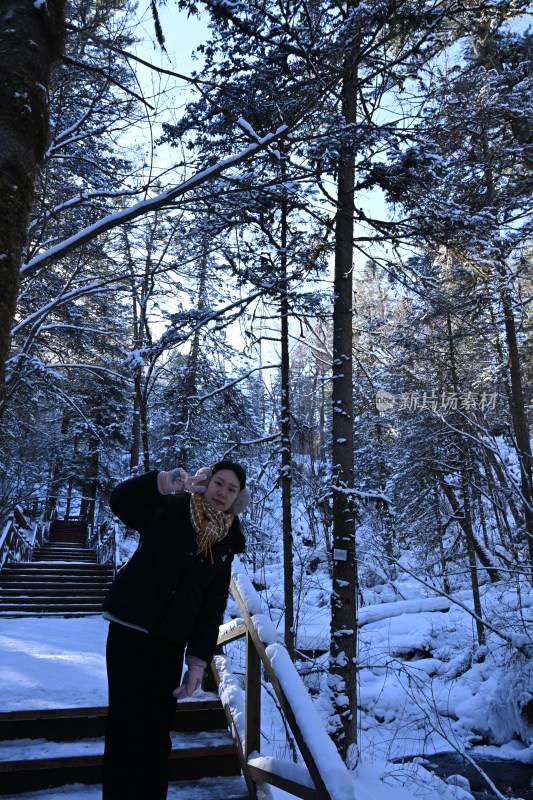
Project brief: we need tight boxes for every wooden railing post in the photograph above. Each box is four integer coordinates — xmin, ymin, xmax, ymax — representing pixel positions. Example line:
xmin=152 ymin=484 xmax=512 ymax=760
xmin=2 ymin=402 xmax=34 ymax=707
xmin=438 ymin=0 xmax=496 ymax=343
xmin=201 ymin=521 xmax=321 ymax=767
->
xmin=245 ymin=629 xmax=261 ymax=759
xmin=215 ymin=562 xmax=355 ymax=800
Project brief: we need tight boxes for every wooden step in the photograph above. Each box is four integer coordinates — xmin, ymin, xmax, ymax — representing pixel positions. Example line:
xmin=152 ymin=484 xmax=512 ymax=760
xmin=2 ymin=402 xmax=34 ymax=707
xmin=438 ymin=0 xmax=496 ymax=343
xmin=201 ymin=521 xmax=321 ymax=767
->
xmin=2 ymin=565 xmax=112 ymax=574
xmin=0 ymin=702 xmax=244 ymax=795
xmin=1 ymin=775 xmax=251 ymax=798
xmin=50 ymin=525 xmax=87 ymax=531
xmin=45 ymin=543 xmax=88 ymax=549
xmin=45 ymin=546 xmax=90 ymax=552
xmin=33 ymin=546 xmax=96 ymax=561
xmin=0 ymin=611 xmax=103 ymax=618
xmin=0 ymin=602 xmax=105 ymax=614
xmin=0 ymin=701 xmax=227 ymax=741
xmin=0 ymin=583 xmax=112 ymax=593
xmin=0 ymin=602 xmax=107 ymax=614
xmin=0 ymin=582 xmax=108 ymax=598
xmin=0 ymin=518 xmax=112 ymax=613
xmin=47 ymin=538 xmax=88 ymax=546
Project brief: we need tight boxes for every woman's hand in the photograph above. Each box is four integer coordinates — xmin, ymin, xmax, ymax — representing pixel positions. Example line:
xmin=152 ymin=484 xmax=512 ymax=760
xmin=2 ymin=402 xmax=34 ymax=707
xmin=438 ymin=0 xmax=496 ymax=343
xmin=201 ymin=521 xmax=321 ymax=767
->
xmin=157 ymin=468 xmax=209 ymax=495
xmin=157 ymin=468 xmax=188 ymax=495
xmin=173 ymin=655 xmax=207 ymax=700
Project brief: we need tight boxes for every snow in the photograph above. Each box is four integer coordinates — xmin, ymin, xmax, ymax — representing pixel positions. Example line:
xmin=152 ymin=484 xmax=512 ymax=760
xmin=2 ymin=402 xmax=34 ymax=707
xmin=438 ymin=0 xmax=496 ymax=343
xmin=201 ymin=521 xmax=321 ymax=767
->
xmin=474 ymin=740 xmax=533 ymax=763
xmin=1 ymin=577 xmax=532 ymax=800
xmin=214 ymin=653 xmax=246 ymax=740
xmin=248 ymin=754 xmax=314 ymax=787
xmin=0 ymin=728 xmax=233 ymax=762
xmin=232 ymin=556 xmax=263 ymax=615
xmin=265 ymin=642 xmax=355 ymax=800
xmin=236 ymin=117 xmax=261 ymax=141
xmin=0 ymin=776 xmax=250 ymax=800
xmin=0 ymin=617 xmax=108 ymax=711
xmin=358 ymin=596 xmax=452 ymax=626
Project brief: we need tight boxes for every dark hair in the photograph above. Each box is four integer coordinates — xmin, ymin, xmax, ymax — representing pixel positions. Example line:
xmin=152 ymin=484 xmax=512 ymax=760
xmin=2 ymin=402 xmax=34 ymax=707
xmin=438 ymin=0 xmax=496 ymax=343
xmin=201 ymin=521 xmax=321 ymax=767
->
xmin=211 ymin=460 xmax=246 ymax=490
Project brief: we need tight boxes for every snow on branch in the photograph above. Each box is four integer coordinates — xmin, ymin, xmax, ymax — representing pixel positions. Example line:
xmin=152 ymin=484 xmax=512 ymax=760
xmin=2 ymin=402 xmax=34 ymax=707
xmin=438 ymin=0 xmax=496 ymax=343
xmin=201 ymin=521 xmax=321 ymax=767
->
xmin=12 ymin=280 xmax=119 ymax=336
xmin=22 ymin=125 xmax=290 ymax=278
xmin=188 ymin=363 xmax=281 ymax=404
xmin=28 ymin=187 xmax=146 ymax=231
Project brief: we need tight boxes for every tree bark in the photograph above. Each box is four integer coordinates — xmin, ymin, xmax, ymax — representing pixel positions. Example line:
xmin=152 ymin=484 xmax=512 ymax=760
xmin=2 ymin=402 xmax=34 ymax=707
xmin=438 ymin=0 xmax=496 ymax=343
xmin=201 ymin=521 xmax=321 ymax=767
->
xmin=0 ymin=0 xmax=65 ymax=402
xmin=45 ymin=409 xmax=70 ymax=518
xmin=446 ymin=313 xmax=487 ymax=645
xmin=439 ymin=479 xmax=501 ymax=583
xmin=329 ymin=45 xmax=358 ymax=762
xmin=499 ymin=279 xmax=533 ymax=576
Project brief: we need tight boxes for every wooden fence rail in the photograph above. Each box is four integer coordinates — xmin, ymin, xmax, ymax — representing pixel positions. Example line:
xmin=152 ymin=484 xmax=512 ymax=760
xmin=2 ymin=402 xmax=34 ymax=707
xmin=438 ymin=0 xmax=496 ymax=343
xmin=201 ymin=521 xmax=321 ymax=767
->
xmin=212 ymin=558 xmax=355 ymax=800
xmin=0 ymin=508 xmax=33 ymax=571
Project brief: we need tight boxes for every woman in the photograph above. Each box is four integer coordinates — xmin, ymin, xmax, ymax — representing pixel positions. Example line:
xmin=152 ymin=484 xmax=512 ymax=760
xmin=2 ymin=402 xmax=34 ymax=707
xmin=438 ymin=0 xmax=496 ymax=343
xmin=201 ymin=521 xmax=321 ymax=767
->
xmin=101 ymin=460 xmax=249 ymax=800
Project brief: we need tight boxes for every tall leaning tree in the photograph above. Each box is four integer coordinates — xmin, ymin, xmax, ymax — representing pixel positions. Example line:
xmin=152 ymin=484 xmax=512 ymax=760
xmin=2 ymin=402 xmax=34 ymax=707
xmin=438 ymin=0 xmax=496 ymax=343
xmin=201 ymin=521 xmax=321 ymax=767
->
xmin=0 ymin=0 xmax=65 ymax=400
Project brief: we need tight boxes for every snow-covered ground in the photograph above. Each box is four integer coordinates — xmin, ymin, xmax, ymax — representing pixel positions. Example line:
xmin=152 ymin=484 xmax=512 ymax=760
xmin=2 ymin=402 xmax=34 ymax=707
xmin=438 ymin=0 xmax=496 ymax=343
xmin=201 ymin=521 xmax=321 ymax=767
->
xmin=2 ymin=578 xmax=532 ymax=800
xmin=0 ymin=617 xmax=108 ymax=712
xmin=0 ymin=615 xmax=417 ymax=800
xmin=233 ymin=564 xmax=533 ymax=799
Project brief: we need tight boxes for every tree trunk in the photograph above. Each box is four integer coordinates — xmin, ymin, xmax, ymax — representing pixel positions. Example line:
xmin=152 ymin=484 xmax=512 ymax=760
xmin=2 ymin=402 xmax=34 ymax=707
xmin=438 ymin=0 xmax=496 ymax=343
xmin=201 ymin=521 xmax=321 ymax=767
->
xmin=130 ymin=391 xmax=141 ymax=473
xmin=141 ymin=393 xmax=150 ymax=473
xmin=499 ymin=278 xmax=533 ymax=576
xmin=434 ymin=484 xmax=451 ymax=594
xmin=329 ymin=49 xmax=358 ymax=762
xmin=173 ymin=253 xmax=209 ymax=464
xmin=0 ymin=0 xmax=65 ymax=405
xmin=280 ymin=195 xmax=295 ymax=658
xmin=460 ymin=464 xmax=486 ymax=646
xmin=80 ymin=436 xmax=99 ymax=529
xmin=446 ymin=313 xmax=486 ymax=645
xmin=129 ymin=256 xmax=142 ymax=474
xmin=46 ymin=409 xmax=70 ymax=517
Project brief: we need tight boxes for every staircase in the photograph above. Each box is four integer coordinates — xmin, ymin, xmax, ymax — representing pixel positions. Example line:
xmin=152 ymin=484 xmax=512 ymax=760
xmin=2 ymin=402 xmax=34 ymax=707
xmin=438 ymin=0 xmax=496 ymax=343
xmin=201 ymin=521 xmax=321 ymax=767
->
xmin=0 ymin=520 xmax=113 ymax=616
xmin=0 ymin=698 xmax=250 ymax=798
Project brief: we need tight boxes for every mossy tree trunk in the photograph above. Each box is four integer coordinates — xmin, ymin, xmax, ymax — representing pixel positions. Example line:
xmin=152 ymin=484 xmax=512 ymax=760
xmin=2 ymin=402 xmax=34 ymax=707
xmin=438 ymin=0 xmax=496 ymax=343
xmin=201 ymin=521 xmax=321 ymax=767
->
xmin=0 ymin=0 xmax=65 ymax=405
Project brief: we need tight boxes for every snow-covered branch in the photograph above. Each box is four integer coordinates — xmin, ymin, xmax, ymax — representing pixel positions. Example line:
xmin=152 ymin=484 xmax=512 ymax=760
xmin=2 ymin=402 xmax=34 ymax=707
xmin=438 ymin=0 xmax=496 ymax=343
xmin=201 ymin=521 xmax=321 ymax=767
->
xmin=22 ymin=125 xmax=290 ymax=279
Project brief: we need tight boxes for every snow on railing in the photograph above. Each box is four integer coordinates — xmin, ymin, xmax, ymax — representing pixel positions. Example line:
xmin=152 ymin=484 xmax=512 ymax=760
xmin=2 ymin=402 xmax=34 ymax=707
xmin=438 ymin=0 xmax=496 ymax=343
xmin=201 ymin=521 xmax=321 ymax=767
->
xmin=212 ymin=556 xmax=355 ymax=800
xmin=0 ymin=507 xmax=32 ymax=572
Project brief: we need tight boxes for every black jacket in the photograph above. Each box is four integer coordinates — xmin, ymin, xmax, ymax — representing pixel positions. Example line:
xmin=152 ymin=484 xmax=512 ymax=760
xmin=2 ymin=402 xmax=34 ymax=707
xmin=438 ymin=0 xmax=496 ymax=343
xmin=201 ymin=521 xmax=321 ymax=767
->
xmin=103 ymin=470 xmax=245 ymax=663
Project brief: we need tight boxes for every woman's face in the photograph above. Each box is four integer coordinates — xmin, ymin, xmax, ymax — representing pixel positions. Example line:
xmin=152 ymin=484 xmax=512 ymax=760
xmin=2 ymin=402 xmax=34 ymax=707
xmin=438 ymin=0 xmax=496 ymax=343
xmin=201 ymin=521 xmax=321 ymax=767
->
xmin=203 ymin=469 xmax=241 ymax=512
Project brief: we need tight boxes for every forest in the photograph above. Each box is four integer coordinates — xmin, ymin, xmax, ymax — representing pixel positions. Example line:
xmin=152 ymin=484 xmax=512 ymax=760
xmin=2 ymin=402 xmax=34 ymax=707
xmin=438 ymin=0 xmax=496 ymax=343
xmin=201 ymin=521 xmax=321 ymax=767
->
xmin=0 ymin=0 xmax=532 ymax=794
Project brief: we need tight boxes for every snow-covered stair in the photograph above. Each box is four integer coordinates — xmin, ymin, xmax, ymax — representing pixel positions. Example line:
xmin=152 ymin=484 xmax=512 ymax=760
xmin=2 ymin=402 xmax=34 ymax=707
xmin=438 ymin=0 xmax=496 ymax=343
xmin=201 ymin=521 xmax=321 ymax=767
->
xmin=0 ymin=520 xmax=113 ymax=617
xmin=0 ymin=699 xmax=250 ymax=798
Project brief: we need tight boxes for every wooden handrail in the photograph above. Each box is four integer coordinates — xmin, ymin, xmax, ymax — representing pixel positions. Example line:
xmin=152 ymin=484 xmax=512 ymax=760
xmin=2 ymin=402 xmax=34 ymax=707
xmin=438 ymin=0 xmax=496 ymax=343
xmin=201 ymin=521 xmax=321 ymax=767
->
xmin=14 ymin=507 xmax=29 ymax=529
xmin=0 ymin=510 xmax=33 ymax=572
xmin=212 ymin=557 xmax=355 ymax=800
xmin=95 ymin=520 xmax=118 ymax=574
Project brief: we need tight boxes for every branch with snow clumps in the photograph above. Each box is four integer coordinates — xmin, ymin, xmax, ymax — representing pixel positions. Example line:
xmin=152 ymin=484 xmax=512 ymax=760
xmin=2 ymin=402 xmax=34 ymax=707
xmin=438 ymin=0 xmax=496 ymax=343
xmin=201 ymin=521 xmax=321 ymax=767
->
xmin=22 ymin=125 xmax=289 ymax=279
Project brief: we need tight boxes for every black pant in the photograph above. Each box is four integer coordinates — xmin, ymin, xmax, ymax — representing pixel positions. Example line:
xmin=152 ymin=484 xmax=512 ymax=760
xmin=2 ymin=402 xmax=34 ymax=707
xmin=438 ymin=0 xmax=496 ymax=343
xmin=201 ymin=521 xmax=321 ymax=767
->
xmin=102 ymin=622 xmax=185 ymax=800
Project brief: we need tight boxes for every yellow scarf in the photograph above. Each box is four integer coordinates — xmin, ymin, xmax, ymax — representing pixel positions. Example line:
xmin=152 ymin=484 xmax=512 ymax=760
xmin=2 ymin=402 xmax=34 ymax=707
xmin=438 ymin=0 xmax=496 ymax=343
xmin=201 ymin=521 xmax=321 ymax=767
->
xmin=190 ymin=493 xmax=233 ymax=564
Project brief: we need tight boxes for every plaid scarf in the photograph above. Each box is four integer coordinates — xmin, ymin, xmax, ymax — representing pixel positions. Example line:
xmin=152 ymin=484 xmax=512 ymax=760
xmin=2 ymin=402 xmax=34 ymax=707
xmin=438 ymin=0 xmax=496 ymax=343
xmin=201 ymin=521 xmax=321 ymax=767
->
xmin=190 ymin=492 xmax=233 ymax=563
